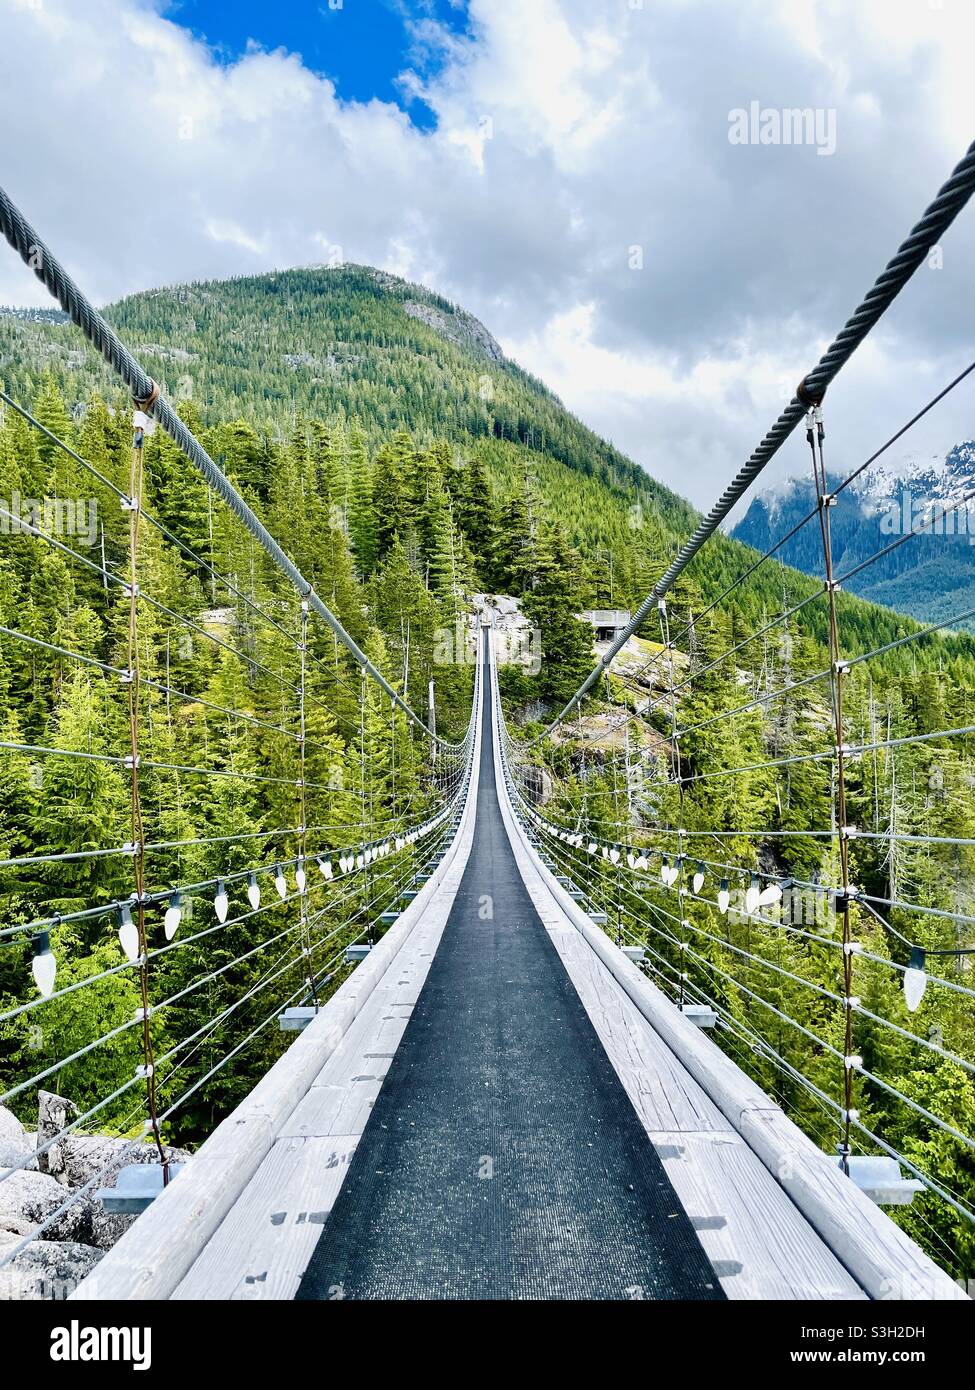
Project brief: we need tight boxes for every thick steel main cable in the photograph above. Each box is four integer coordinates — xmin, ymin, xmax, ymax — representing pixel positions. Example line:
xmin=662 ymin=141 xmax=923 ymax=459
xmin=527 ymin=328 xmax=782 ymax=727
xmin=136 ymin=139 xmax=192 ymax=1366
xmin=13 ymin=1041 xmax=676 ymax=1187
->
xmin=0 ymin=387 xmax=391 ymax=732
xmin=0 ymin=183 xmax=457 ymax=750
xmin=623 ymin=353 xmax=975 ymax=698
xmin=0 ymin=385 xmax=302 ymax=652
xmin=532 ymin=137 xmax=975 ymax=739
xmin=616 ymin=353 xmax=975 ymax=728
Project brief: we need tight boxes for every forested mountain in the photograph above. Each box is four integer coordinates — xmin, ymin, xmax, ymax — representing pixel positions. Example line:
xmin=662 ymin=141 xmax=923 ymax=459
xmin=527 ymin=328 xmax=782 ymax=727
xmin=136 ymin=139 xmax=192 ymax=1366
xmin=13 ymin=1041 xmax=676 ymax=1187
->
xmin=0 ymin=265 xmax=695 ymax=533
xmin=731 ymin=443 xmax=975 ymax=628
xmin=1 ymin=266 xmax=974 ymax=1276
xmin=4 ymin=265 xmax=973 ymax=671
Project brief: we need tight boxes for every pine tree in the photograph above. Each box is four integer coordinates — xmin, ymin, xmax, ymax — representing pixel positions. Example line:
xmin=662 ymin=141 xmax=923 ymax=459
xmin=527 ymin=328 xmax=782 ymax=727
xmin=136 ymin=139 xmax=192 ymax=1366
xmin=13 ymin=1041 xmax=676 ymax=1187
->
xmin=348 ymin=437 xmax=378 ymax=576
xmin=456 ymin=453 xmax=497 ymax=588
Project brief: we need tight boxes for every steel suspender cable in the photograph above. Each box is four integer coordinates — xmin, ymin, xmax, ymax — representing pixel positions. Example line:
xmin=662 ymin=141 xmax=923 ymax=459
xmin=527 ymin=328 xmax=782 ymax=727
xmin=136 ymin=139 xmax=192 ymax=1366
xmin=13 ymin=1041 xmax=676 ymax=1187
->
xmin=804 ymin=403 xmax=859 ymax=1174
xmin=297 ymin=600 xmax=319 ymax=1010
xmin=0 ymin=386 xmax=300 ymax=650
xmin=0 ymin=387 xmax=389 ymax=734
xmin=0 ymin=183 xmax=459 ymax=750
xmin=624 ymin=352 xmax=975 ymax=700
xmin=125 ymin=399 xmax=168 ymax=1178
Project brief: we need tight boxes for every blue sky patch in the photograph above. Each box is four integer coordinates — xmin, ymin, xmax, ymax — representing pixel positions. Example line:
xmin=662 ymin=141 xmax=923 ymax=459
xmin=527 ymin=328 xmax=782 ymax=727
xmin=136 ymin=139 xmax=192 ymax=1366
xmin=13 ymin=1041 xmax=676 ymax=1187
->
xmin=165 ymin=0 xmax=470 ymax=129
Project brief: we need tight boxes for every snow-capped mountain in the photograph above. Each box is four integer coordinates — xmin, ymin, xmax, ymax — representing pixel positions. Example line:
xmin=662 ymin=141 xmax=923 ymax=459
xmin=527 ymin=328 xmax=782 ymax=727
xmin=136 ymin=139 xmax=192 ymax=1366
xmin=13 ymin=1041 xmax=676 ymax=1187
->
xmin=730 ymin=442 xmax=975 ymax=628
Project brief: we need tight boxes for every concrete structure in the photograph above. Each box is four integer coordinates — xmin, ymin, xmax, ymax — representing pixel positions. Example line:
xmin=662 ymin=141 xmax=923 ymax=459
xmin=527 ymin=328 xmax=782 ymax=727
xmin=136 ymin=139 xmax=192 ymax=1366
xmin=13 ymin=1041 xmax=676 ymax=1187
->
xmin=579 ymin=608 xmax=632 ymax=642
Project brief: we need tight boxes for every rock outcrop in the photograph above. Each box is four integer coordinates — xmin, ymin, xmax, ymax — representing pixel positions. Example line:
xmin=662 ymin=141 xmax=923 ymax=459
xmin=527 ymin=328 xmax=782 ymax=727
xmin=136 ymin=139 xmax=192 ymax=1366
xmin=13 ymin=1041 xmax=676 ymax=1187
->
xmin=0 ymin=1095 xmax=190 ymax=1299
xmin=0 ymin=1231 xmax=102 ymax=1301
xmin=0 ymin=1107 xmax=36 ymax=1171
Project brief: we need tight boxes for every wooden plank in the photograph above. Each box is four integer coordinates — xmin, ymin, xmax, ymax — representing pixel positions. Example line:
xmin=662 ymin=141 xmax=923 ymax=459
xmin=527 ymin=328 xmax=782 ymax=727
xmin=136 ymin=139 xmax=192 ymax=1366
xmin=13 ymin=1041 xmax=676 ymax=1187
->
xmin=282 ymin=987 xmax=414 ymax=1139
xmin=649 ymin=1131 xmax=864 ymax=1301
xmin=740 ymin=1108 xmax=970 ymax=1301
xmin=537 ymin=853 xmax=861 ymax=1297
xmin=172 ymin=1136 xmax=360 ymax=1301
xmin=543 ymin=878 xmax=726 ymax=1133
xmin=552 ymin=936 xmax=728 ymax=1135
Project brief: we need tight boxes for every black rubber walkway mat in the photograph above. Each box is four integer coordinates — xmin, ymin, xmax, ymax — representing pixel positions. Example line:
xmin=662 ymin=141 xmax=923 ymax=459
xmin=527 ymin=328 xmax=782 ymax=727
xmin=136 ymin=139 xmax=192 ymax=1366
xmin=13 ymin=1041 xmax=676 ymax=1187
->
xmin=297 ymin=649 xmax=725 ymax=1301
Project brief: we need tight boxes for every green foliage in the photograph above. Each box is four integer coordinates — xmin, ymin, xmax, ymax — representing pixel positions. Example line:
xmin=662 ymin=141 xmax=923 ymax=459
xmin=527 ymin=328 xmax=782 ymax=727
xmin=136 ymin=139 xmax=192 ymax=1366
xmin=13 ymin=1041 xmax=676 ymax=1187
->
xmin=3 ymin=267 xmax=974 ymax=1281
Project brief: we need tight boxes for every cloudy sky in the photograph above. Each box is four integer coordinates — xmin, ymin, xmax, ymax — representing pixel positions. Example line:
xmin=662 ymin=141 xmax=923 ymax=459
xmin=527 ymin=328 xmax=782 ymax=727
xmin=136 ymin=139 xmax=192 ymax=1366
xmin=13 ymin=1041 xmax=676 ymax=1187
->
xmin=0 ymin=0 xmax=973 ymax=514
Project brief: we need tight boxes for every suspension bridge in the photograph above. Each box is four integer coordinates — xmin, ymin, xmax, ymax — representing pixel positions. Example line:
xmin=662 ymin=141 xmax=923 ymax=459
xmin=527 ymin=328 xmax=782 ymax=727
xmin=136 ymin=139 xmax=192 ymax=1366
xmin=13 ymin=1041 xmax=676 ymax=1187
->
xmin=0 ymin=140 xmax=974 ymax=1302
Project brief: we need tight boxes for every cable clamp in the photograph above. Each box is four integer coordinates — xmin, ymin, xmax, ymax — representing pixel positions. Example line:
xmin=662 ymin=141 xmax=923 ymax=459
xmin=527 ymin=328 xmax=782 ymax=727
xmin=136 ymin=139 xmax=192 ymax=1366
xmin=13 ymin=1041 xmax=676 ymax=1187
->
xmin=135 ymin=1063 xmax=154 ymax=1079
xmin=120 ymin=494 xmax=140 ymax=512
xmin=843 ymin=940 xmax=863 ymax=956
xmin=796 ymin=375 xmax=825 ymax=408
xmin=840 ymin=824 xmax=859 ymax=839
xmin=124 ymin=754 xmax=141 ymax=769
xmin=820 ymin=492 xmax=836 ymax=508
xmin=122 ymin=582 xmax=140 ymax=599
xmin=121 ymin=840 xmax=140 ymax=855
xmin=824 ymin=578 xmax=842 ymax=592
xmin=844 ymin=1054 xmax=862 ymax=1070
xmin=805 ymin=407 xmax=825 ymax=444
xmin=845 ymin=996 xmax=861 ymax=1010
xmin=133 ymin=380 xmax=160 ymax=413
xmin=118 ymin=669 xmax=134 ymax=684
xmin=834 ymin=659 xmax=850 ymax=676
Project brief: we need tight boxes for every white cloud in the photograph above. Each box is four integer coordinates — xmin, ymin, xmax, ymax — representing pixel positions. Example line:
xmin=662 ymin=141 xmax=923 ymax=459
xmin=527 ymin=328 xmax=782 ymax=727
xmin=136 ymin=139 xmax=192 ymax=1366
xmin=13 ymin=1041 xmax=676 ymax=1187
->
xmin=0 ymin=0 xmax=972 ymax=508
xmin=203 ymin=218 xmax=268 ymax=257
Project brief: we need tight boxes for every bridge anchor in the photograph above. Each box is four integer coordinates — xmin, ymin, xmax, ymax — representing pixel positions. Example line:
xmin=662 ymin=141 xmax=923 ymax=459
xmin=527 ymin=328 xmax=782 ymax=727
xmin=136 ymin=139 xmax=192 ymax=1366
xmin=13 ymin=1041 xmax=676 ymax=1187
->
xmin=832 ymin=1155 xmax=924 ymax=1207
xmin=680 ymin=1003 xmax=718 ymax=1029
xmin=96 ymin=1162 xmax=185 ymax=1215
xmin=279 ymin=1006 xmax=317 ymax=1032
